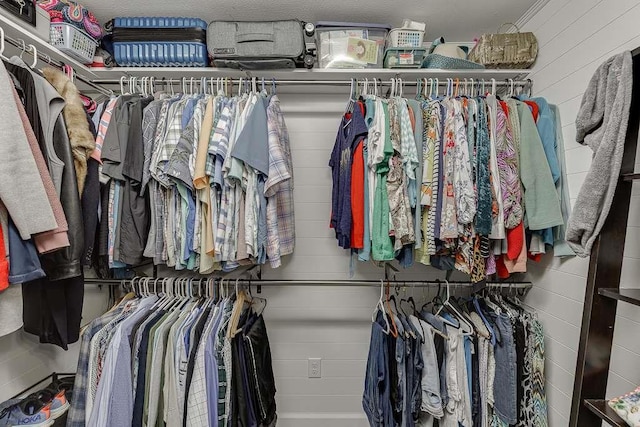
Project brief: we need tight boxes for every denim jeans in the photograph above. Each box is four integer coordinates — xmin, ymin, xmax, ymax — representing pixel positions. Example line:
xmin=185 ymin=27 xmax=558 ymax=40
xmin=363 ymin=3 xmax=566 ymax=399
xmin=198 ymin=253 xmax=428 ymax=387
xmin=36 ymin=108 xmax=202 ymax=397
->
xmin=363 ymin=313 xmax=394 ymax=427
xmin=489 ymin=313 xmax=518 ymax=425
xmin=394 ymin=318 xmax=407 ymax=426
xmin=410 ymin=316 xmax=444 ymax=419
xmin=409 ymin=335 xmax=423 ymax=427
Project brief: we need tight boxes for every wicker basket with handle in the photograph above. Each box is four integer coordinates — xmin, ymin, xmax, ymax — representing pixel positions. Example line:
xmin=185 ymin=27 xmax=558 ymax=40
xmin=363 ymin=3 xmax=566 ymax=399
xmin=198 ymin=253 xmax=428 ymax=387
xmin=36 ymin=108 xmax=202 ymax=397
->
xmin=468 ymin=23 xmax=538 ymax=69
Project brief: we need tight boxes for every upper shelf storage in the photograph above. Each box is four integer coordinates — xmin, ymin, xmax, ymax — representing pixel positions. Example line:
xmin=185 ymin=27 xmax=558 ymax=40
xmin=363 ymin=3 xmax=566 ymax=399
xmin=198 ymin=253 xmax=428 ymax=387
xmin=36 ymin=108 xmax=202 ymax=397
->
xmin=0 ymin=12 xmax=530 ymax=86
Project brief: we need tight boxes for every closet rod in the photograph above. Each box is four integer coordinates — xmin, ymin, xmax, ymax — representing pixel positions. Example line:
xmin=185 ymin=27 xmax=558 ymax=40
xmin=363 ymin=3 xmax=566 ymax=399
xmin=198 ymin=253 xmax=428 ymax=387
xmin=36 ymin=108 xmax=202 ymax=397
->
xmin=83 ymin=277 xmax=531 ymax=289
xmin=1 ymin=32 xmax=113 ymax=96
xmin=92 ymin=79 xmax=531 ymax=87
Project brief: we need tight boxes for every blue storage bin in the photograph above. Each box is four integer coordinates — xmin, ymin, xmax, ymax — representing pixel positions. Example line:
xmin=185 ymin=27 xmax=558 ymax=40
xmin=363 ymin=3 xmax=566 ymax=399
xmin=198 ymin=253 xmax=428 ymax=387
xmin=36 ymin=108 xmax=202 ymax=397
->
xmin=112 ymin=17 xmax=209 ymax=67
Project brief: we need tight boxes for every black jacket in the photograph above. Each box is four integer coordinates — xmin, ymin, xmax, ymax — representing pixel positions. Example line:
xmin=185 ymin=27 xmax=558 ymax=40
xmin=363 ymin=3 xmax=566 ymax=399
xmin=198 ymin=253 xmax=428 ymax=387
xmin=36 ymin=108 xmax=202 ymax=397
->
xmin=39 ymin=115 xmax=83 ymax=280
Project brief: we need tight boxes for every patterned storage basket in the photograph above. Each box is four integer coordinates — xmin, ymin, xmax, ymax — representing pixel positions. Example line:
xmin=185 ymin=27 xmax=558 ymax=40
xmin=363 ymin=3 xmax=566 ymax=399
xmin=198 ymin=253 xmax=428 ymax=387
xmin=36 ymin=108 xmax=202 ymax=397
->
xmin=468 ymin=23 xmax=538 ymax=69
xmin=49 ymin=22 xmax=98 ymax=64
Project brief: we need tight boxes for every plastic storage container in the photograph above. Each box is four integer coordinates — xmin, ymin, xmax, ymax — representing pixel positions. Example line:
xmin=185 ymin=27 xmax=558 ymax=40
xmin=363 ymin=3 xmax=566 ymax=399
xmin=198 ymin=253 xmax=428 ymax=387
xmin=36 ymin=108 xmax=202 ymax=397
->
xmin=384 ymin=48 xmax=426 ymax=68
xmin=34 ymin=5 xmax=51 ymax=42
xmin=388 ymin=28 xmax=424 ymax=48
xmin=315 ymin=21 xmax=390 ymax=68
xmin=111 ymin=17 xmax=208 ymax=67
xmin=49 ymin=23 xmax=98 ymax=64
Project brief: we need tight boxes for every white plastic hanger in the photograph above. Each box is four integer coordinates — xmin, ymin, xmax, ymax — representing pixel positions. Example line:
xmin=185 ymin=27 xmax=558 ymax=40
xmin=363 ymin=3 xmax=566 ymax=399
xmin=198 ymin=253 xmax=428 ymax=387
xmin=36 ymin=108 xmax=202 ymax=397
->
xmin=490 ymin=78 xmax=497 ymax=96
xmin=26 ymin=44 xmax=37 ymax=69
xmin=0 ymin=28 xmax=5 ymax=60
xmin=372 ymin=280 xmax=392 ymax=334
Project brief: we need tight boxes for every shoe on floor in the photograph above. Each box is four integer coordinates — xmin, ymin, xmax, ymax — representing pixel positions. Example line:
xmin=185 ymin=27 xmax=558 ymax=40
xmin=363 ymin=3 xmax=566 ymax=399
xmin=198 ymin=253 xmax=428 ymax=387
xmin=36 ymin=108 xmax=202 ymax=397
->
xmin=30 ymin=388 xmax=69 ymax=420
xmin=0 ymin=397 xmax=52 ymax=427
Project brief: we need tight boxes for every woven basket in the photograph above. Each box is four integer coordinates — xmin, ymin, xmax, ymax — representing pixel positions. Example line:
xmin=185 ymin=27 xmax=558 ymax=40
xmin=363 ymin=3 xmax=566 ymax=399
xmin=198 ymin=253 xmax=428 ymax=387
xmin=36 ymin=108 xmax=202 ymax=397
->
xmin=468 ymin=23 xmax=538 ymax=69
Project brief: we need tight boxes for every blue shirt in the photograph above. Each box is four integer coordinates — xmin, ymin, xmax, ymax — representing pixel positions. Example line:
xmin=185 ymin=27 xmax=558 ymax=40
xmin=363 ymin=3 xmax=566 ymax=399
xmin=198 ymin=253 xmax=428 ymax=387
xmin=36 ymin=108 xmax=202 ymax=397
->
xmin=329 ymin=107 xmax=368 ymax=249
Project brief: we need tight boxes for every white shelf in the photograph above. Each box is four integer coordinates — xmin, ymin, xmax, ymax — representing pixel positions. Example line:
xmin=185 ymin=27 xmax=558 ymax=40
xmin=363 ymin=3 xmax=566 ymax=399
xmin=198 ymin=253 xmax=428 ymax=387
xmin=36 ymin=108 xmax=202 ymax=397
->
xmin=0 ymin=12 xmax=529 ymax=90
xmin=0 ymin=10 xmax=99 ymax=77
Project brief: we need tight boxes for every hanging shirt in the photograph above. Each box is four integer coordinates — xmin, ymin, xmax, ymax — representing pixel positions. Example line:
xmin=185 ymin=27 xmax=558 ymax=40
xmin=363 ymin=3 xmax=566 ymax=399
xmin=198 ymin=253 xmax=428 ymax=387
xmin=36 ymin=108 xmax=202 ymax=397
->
xmin=515 ymin=101 xmax=563 ymax=230
xmin=265 ymin=95 xmax=295 ymax=266
xmin=329 ymin=106 xmax=368 ymax=249
xmin=371 ymin=101 xmax=395 ymax=261
xmin=351 ymin=101 xmax=367 ymax=250
xmin=451 ymin=98 xmax=476 ymax=225
xmin=419 ymin=100 xmax=442 ymax=261
xmin=387 ymin=98 xmax=415 ymax=251
xmin=474 ymin=98 xmax=493 ymax=236
xmin=486 ymin=95 xmax=505 ymax=241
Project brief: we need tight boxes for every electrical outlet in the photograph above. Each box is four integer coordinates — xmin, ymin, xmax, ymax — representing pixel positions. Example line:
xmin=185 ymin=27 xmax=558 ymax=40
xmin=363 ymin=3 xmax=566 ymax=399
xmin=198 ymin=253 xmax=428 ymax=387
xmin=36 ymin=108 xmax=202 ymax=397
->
xmin=308 ymin=358 xmax=322 ymax=378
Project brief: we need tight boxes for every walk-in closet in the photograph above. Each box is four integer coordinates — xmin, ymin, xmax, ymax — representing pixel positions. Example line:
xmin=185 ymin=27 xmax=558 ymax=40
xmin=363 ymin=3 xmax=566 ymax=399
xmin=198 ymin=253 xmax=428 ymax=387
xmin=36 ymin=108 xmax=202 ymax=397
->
xmin=0 ymin=0 xmax=638 ymax=426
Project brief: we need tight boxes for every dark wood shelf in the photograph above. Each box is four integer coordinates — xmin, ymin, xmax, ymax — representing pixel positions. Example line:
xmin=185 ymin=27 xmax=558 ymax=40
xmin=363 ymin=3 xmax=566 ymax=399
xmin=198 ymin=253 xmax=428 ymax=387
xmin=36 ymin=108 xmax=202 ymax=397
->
xmin=622 ymin=173 xmax=640 ymax=181
xmin=584 ymin=399 xmax=626 ymax=426
xmin=599 ymin=288 xmax=640 ymax=306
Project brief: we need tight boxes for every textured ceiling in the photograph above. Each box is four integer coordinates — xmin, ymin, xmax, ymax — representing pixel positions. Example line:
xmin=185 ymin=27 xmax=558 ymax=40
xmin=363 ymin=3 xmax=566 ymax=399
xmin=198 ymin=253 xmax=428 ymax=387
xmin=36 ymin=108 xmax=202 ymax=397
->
xmin=82 ymin=0 xmax=537 ymax=42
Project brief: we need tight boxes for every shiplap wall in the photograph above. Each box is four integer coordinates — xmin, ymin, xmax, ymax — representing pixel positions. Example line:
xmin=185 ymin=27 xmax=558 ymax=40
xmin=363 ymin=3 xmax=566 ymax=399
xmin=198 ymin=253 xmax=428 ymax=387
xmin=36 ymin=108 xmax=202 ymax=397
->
xmin=521 ymin=1 xmax=640 ymax=426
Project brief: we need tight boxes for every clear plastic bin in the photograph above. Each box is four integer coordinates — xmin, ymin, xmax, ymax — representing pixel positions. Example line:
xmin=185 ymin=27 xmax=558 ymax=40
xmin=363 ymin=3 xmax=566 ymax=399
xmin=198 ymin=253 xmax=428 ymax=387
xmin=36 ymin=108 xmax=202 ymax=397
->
xmin=315 ymin=21 xmax=390 ymax=69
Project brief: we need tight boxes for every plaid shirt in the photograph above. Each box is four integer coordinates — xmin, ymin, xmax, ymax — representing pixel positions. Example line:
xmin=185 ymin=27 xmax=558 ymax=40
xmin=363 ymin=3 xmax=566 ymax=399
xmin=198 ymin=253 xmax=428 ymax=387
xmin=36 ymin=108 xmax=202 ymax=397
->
xmin=66 ymin=306 xmax=123 ymax=427
xmin=152 ymin=97 xmax=187 ymax=187
xmin=265 ymin=97 xmax=295 ymax=262
xmin=211 ymin=103 xmax=235 ymax=260
xmin=141 ymin=100 xmax=163 ymax=195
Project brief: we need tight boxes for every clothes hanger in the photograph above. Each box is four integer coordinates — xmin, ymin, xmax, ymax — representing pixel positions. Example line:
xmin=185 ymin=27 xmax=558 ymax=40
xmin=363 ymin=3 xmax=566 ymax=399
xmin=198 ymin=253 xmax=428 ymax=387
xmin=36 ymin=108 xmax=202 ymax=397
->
xmin=26 ymin=44 xmax=37 ymax=69
xmin=373 ymin=280 xmax=392 ymax=334
xmin=0 ymin=28 xmax=5 ymax=60
xmin=247 ymin=280 xmax=267 ymax=316
xmin=435 ymin=280 xmax=473 ymax=334
xmin=228 ymin=278 xmax=248 ymax=338
xmin=422 ymin=280 xmax=441 ymax=312
xmin=18 ymin=39 xmax=26 ymax=60
xmin=384 ymin=280 xmax=399 ymax=338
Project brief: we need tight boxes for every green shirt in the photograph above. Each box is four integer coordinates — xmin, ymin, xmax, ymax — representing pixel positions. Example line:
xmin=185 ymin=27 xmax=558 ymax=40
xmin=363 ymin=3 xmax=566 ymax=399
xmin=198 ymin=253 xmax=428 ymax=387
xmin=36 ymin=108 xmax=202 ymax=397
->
xmin=516 ymin=101 xmax=563 ymax=230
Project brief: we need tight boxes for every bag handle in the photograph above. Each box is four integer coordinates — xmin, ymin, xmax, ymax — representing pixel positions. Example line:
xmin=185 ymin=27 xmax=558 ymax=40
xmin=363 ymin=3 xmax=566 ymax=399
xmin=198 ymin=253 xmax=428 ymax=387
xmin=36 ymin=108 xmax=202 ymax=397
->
xmin=236 ymin=31 xmax=274 ymax=43
xmin=497 ymin=22 xmax=520 ymax=33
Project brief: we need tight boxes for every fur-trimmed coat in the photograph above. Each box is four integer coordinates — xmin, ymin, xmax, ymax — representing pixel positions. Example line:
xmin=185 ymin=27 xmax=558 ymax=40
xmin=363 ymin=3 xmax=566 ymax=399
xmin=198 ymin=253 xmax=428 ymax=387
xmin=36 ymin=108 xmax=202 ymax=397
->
xmin=42 ymin=67 xmax=95 ymax=195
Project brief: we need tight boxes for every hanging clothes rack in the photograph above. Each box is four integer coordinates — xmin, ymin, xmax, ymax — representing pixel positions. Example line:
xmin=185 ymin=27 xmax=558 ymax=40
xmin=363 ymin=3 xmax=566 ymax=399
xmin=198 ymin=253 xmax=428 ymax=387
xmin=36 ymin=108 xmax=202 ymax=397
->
xmin=83 ymin=277 xmax=532 ymax=289
xmin=92 ymin=77 xmax=531 ymax=90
